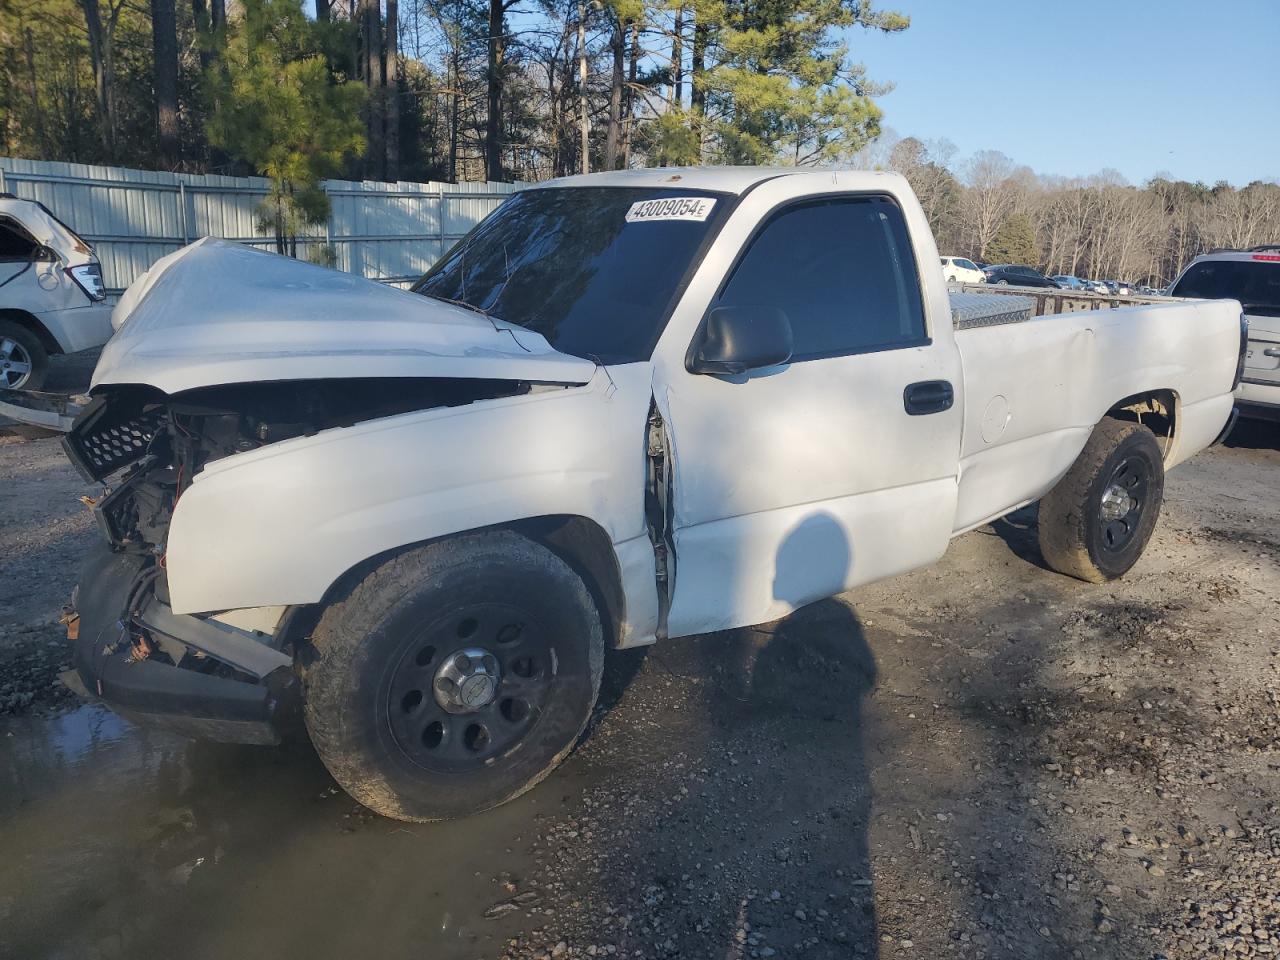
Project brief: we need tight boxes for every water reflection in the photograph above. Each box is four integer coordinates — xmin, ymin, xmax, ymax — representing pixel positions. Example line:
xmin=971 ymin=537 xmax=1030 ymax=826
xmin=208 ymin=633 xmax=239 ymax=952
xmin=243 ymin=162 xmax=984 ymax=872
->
xmin=0 ymin=703 xmax=548 ymax=960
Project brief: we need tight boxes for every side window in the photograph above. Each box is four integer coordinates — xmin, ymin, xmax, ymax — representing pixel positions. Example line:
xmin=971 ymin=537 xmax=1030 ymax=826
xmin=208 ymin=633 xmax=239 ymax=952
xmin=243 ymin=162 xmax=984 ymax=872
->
xmin=0 ymin=220 xmax=39 ymax=263
xmin=712 ymin=196 xmax=927 ymax=360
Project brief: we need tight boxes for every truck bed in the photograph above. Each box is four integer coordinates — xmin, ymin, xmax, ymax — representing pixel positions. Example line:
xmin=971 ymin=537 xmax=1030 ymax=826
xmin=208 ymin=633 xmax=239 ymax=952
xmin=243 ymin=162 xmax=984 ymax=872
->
xmin=949 ymin=281 xmax=1175 ymax=316
xmin=947 ymin=294 xmax=1239 ymax=536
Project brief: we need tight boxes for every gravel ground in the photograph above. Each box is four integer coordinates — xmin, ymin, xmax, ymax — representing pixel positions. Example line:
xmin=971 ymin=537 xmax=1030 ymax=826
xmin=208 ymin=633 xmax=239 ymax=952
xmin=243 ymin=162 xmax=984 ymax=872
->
xmin=0 ymin=417 xmax=1277 ymax=960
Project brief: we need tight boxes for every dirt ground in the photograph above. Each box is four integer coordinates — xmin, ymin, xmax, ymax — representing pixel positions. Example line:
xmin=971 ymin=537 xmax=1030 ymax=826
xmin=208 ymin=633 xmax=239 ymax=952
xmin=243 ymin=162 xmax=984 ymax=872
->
xmin=1 ymin=413 xmax=1278 ymax=960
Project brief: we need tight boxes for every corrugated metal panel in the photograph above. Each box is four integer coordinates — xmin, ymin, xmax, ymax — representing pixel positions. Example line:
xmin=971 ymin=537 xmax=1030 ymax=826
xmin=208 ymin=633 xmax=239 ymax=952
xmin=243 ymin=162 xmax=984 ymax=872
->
xmin=0 ymin=158 xmax=519 ymax=294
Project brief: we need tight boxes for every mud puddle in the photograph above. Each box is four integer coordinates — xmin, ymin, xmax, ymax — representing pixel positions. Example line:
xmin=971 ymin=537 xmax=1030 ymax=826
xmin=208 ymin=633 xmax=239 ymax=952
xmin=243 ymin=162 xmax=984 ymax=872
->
xmin=0 ymin=702 xmax=569 ymax=960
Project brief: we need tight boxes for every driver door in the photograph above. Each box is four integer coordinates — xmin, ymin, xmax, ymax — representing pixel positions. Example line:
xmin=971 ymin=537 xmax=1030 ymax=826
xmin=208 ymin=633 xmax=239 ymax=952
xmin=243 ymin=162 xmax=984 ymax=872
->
xmin=659 ymin=192 xmax=964 ymax=637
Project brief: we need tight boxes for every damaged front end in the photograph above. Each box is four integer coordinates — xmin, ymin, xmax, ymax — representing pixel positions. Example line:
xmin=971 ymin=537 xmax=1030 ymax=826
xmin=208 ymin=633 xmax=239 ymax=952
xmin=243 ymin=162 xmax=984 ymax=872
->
xmin=65 ymin=376 xmax=530 ymax=743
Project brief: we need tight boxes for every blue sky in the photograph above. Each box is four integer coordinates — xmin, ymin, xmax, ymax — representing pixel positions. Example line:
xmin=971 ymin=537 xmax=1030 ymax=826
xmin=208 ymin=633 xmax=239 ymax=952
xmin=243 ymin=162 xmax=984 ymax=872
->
xmin=850 ymin=0 xmax=1279 ymax=186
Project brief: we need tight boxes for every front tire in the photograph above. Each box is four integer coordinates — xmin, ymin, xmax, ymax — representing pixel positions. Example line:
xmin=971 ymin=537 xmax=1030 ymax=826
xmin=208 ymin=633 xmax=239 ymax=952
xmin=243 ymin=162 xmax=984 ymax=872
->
xmin=1037 ymin=418 xmax=1165 ymax=583
xmin=0 ymin=320 xmax=48 ymax=391
xmin=302 ymin=530 xmax=605 ymax=821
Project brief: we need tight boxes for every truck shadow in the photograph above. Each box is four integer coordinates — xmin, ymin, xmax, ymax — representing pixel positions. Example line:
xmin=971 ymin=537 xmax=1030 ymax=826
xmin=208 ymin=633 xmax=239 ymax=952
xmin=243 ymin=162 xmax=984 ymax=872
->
xmin=564 ymin=512 xmax=883 ymax=958
xmin=987 ymin=503 xmax=1051 ymax=571
xmin=1223 ymin=415 xmax=1280 ymax=452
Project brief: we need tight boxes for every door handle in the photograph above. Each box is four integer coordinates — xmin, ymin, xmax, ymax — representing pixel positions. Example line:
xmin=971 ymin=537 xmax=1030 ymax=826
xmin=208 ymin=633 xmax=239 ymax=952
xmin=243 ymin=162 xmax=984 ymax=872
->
xmin=1264 ymin=348 xmax=1280 ymax=358
xmin=903 ymin=380 xmax=954 ymax=416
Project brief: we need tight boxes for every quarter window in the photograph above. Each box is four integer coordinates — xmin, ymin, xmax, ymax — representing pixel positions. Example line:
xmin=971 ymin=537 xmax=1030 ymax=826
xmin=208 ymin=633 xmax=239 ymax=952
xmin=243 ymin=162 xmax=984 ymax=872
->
xmin=712 ymin=196 xmax=927 ymax=360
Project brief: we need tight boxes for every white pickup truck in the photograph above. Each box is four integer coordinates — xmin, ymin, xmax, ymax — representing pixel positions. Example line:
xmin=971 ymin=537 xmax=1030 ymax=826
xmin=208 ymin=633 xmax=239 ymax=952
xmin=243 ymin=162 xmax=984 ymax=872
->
xmin=65 ymin=168 xmax=1245 ymax=822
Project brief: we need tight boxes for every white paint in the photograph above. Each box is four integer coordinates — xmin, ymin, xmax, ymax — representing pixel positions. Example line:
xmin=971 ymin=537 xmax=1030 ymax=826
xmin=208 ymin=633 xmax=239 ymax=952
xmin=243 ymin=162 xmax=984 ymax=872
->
xmin=98 ymin=169 xmax=1240 ymax=650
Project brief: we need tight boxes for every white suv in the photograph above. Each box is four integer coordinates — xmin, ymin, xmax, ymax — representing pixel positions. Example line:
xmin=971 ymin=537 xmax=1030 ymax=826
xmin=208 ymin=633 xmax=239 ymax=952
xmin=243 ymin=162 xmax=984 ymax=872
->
xmin=1169 ymin=247 xmax=1280 ymax=421
xmin=0 ymin=195 xmax=113 ymax=390
xmin=940 ymin=256 xmax=985 ymax=284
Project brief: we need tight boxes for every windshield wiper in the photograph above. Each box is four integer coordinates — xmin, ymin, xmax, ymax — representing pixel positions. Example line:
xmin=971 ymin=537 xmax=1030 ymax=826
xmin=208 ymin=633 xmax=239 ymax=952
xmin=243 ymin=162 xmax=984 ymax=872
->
xmin=420 ymin=292 xmax=503 ymax=332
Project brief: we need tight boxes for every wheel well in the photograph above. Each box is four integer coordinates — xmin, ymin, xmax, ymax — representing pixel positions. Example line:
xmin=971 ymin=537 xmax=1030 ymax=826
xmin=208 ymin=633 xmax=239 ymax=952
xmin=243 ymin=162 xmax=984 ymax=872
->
xmin=1106 ymin=389 xmax=1177 ymax=459
xmin=284 ymin=516 xmax=628 ymax=659
xmin=0 ymin=308 xmax=61 ymax=356
xmin=508 ymin=515 xmax=626 ymax=650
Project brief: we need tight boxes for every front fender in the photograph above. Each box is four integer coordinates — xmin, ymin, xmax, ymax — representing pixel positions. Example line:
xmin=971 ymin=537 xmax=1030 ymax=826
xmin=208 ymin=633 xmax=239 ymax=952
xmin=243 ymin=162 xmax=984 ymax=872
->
xmin=164 ymin=367 xmax=653 ymax=615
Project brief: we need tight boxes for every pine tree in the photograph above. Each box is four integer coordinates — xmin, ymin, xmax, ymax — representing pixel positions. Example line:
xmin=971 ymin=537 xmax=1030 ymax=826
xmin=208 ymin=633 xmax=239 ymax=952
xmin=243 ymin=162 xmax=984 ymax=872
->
xmin=986 ymin=213 xmax=1038 ymax=266
xmin=206 ymin=0 xmax=365 ymax=256
xmin=648 ymin=0 xmax=907 ymax=166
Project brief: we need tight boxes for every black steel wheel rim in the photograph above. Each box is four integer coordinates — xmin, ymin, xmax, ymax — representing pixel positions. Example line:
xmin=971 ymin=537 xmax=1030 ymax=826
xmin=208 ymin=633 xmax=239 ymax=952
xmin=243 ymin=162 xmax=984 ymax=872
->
xmin=1097 ymin=454 xmax=1149 ymax=553
xmin=383 ymin=602 xmax=554 ymax=774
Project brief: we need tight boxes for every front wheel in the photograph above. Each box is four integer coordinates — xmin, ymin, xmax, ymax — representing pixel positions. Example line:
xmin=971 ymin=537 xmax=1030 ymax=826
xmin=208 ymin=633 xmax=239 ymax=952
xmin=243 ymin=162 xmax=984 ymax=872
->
xmin=302 ymin=530 xmax=605 ymax=821
xmin=1037 ymin=418 xmax=1165 ymax=583
xmin=995 ymin=279 xmax=1009 ymax=285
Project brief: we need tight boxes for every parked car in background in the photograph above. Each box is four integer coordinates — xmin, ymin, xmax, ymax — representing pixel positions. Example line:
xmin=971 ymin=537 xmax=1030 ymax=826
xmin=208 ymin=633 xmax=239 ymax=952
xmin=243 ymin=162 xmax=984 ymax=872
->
xmin=940 ymin=256 xmax=986 ymax=283
xmin=983 ymin=264 xmax=1060 ymax=288
xmin=0 ymin=194 xmax=112 ymax=390
xmin=1083 ymin=279 xmax=1110 ymax=295
xmin=1052 ymin=275 xmax=1087 ymax=290
xmin=1170 ymin=247 xmax=1280 ymax=421
xmin=1103 ymin=280 xmax=1132 ymax=296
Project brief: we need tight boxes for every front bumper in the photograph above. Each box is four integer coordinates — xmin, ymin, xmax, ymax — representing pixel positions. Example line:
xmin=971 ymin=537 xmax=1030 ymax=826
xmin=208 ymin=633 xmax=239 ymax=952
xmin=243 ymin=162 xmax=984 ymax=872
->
xmin=72 ymin=545 xmax=288 ymax=744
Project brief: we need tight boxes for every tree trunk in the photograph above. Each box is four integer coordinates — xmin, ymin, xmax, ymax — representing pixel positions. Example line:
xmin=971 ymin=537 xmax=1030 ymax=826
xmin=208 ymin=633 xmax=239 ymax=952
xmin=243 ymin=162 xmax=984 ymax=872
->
xmin=577 ymin=0 xmax=588 ymax=174
xmin=604 ymin=15 xmax=624 ymax=170
xmin=448 ymin=43 xmax=460 ymax=182
xmin=484 ymin=0 xmax=504 ymax=182
xmin=150 ymin=0 xmax=180 ymax=166
xmin=671 ymin=4 xmax=683 ymax=107
xmin=78 ymin=0 xmax=116 ymax=158
xmin=209 ymin=0 xmax=224 ymax=32
xmin=314 ymin=0 xmax=329 ymax=20
xmin=690 ymin=18 xmax=707 ymax=159
xmin=359 ymin=0 xmax=385 ymax=180
xmin=384 ymin=0 xmax=400 ymax=180
xmin=622 ymin=20 xmax=638 ymax=167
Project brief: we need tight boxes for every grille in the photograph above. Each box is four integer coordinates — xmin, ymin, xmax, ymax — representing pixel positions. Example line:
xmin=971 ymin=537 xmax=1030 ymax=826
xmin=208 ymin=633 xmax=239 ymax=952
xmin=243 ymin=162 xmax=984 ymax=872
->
xmin=63 ymin=397 xmax=163 ymax=481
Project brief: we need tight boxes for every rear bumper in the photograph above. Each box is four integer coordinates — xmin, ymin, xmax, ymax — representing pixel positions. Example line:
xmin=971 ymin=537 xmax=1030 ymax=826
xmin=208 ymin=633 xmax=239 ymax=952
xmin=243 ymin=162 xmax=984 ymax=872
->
xmin=40 ymin=303 xmax=114 ymax=354
xmin=72 ymin=546 xmax=287 ymax=744
xmin=1237 ymin=381 xmax=1280 ymax=422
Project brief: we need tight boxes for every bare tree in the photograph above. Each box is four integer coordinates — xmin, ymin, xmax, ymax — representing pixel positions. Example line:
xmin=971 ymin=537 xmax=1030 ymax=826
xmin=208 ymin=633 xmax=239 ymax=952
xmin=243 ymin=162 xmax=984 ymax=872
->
xmin=78 ymin=0 xmax=128 ymax=158
xmin=961 ymin=150 xmax=1018 ymax=259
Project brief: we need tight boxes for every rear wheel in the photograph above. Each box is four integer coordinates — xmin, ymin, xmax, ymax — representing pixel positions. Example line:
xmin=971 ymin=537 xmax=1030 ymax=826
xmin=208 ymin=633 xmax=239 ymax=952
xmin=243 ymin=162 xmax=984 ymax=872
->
xmin=0 ymin=320 xmax=48 ymax=391
xmin=1037 ymin=418 xmax=1165 ymax=583
xmin=302 ymin=530 xmax=605 ymax=821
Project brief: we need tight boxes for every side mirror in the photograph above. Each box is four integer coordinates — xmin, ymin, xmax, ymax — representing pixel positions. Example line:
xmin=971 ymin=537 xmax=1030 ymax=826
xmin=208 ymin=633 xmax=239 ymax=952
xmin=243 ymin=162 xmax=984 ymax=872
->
xmin=687 ymin=305 xmax=794 ymax=376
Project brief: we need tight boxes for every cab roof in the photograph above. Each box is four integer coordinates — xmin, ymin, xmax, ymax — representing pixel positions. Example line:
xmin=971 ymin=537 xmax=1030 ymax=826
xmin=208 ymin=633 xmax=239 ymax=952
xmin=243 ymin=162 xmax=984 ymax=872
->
xmin=529 ymin=166 xmax=903 ymax=195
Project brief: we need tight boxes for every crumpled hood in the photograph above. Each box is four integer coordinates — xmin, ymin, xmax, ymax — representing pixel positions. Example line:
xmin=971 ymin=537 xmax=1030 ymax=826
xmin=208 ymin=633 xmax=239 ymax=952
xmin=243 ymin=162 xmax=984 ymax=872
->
xmin=94 ymin=238 xmax=596 ymax=394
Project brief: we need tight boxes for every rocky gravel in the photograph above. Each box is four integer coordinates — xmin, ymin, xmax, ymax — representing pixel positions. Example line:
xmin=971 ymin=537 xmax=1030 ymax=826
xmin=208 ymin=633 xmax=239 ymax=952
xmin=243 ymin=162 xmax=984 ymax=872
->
xmin=0 ymin=417 xmax=1277 ymax=960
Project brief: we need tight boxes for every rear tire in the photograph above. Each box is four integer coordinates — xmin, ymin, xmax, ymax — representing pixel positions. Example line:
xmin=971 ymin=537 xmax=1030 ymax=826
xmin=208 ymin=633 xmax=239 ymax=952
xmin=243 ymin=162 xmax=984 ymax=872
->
xmin=1037 ymin=418 xmax=1165 ymax=583
xmin=302 ymin=530 xmax=605 ymax=822
xmin=0 ymin=320 xmax=48 ymax=391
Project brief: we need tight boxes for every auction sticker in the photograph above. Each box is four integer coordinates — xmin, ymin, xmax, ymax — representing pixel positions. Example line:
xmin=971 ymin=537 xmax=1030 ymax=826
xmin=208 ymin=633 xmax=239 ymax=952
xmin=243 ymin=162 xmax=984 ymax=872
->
xmin=625 ymin=197 xmax=717 ymax=223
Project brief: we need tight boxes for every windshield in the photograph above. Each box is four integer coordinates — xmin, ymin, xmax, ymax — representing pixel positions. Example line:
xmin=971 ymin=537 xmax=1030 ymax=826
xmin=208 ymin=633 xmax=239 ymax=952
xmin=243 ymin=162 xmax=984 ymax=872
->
xmin=411 ymin=186 xmax=730 ymax=363
xmin=1172 ymin=259 xmax=1280 ymax=316
xmin=955 ymin=258 xmax=978 ymax=271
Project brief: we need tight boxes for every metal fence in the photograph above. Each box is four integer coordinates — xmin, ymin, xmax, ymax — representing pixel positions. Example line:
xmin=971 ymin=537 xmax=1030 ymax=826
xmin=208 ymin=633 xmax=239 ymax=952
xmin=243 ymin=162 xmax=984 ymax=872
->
xmin=0 ymin=158 xmax=519 ymax=296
